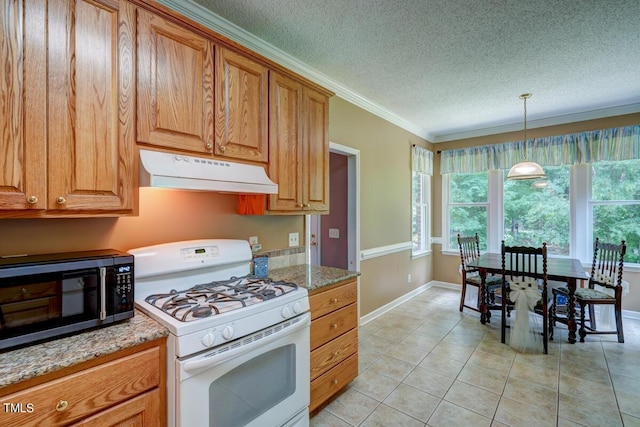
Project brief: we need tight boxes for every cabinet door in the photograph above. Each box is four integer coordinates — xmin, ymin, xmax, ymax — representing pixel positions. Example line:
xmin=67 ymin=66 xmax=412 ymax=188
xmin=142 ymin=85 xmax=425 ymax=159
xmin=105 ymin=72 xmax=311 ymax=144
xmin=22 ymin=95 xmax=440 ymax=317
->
xmin=0 ymin=0 xmax=46 ymax=210
xmin=69 ymin=389 xmax=162 ymax=427
xmin=215 ymin=47 xmax=268 ymax=162
xmin=268 ymin=71 xmax=303 ymax=211
xmin=302 ymin=87 xmax=329 ymax=212
xmin=47 ymin=0 xmax=135 ymax=212
xmin=137 ymin=8 xmax=214 ymax=153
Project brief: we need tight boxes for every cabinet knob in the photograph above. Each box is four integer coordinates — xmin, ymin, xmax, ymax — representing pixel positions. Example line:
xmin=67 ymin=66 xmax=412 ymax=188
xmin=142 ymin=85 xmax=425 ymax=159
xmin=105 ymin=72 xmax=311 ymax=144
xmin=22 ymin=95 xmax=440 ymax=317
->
xmin=219 ymin=144 xmax=226 ymax=152
xmin=333 ymin=351 xmax=339 ymax=357
xmin=56 ymin=196 xmax=66 ymax=204
xmin=26 ymin=195 xmax=38 ymax=204
xmin=331 ymin=298 xmax=339 ymax=304
xmin=304 ymin=203 xmax=310 ymax=208
xmin=332 ymin=379 xmax=338 ymax=385
xmin=332 ymin=323 xmax=338 ymax=329
xmin=205 ymin=142 xmax=213 ymax=150
xmin=55 ymin=400 xmax=68 ymax=412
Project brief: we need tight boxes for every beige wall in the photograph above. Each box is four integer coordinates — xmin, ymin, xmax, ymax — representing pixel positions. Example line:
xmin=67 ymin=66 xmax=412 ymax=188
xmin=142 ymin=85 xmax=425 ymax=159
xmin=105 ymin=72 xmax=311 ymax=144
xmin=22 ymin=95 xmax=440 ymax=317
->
xmin=431 ymin=112 xmax=640 ymax=312
xmin=329 ymin=97 xmax=433 ymax=316
xmin=0 ymin=189 xmax=304 ymax=256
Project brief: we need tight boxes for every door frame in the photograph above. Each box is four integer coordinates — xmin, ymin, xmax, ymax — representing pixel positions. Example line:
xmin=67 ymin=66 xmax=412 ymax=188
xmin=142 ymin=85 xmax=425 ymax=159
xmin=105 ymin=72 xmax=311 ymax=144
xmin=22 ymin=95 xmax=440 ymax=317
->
xmin=306 ymin=142 xmax=360 ymax=275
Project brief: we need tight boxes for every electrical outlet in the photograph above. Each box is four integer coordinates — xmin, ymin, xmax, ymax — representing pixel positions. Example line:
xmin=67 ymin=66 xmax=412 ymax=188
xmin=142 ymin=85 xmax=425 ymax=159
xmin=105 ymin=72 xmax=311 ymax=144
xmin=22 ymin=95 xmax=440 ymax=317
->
xmin=288 ymin=232 xmax=299 ymax=247
xmin=407 ymin=274 xmax=412 ymax=283
xmin=328 ymin=228 xmax=340 ymax=239
xmin=249 ymin=236 xmax=259 ymax=245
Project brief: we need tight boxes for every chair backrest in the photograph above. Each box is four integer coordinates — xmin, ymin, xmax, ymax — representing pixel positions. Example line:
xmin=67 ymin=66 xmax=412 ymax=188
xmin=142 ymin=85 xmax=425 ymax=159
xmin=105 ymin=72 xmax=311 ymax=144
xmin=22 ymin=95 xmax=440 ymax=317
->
xmin=590 ymin=238 xmax=626 ymax=290
xmin=501 ymin=241 xmax=548 ymax=283
xmin=458 ymin=233 xmax=480 ymax=272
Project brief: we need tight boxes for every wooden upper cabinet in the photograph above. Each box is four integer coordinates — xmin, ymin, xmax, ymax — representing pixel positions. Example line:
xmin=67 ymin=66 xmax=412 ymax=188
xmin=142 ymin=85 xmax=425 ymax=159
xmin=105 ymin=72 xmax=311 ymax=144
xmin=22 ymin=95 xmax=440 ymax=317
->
xmin=137 ymin=8 xmax=215 ymax=154
xmin=268 ymin=71 xmax=329 ymax=213
xmin=0 ymin=0 xmax=46 ymax=210
xmin=302 ymin=87 xmax=330 ymax=212
xmin=215 ymin=47 xmax=269 ymax=162
xmin=268 ymin=72 xmax=303 ymax=211
xmin=47 ymin=0 xmax=135 ymax=212
xmin=0 ymin=0 xmax=134 ymax=215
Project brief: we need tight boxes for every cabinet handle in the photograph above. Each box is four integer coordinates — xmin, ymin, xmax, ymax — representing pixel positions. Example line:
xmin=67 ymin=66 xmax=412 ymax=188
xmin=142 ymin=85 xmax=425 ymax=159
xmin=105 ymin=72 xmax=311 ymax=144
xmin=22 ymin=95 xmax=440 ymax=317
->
xmin=332 ymin=379 xmax=338 ymax=385
xmin=205 ymin=142 xmax=213 ymax=150
xmin=26 ymin=195 xmax=38 ymax=204
xmin=56 ymin=196 xmax=66 ymax=204
xmin=332 ymin=323 xmax=338 ymax=329
xmin=219 ymin=144 xmax=226 ymax=152
xmin=331 ymin=298 xmax=338 ymax=304
xmin=332 ymin=351 xmax=339 ymax=358
xmin=55 ymin=400 xmax=68 ymax=412
xmin=304 ymin=203 xmax=310 ymax=208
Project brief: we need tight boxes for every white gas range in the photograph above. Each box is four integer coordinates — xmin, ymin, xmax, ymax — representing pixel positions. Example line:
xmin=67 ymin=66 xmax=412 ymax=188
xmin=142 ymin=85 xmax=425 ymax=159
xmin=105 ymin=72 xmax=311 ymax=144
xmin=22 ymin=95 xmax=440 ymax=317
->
xmin=129 ymin=239 xmax=310 ymax=427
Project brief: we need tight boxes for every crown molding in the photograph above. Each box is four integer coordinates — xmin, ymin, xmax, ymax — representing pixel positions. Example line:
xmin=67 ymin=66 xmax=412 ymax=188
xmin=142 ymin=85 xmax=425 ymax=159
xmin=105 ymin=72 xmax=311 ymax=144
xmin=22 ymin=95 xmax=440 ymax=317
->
xmin=156 ymin=0 xmax=429 ymax=140
xmin=156 ymin=0 xmax=640 ymax=145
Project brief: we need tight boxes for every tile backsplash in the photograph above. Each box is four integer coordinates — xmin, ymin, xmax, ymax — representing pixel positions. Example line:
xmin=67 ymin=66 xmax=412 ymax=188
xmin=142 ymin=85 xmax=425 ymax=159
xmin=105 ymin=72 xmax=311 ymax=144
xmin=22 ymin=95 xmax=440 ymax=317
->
xmin=253 ymin=246 xmax=306 ymax=271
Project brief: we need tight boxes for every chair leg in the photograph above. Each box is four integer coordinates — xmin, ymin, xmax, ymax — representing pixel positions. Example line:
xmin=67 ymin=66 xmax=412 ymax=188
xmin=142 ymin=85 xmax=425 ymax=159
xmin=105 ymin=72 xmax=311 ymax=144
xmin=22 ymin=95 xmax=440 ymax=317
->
xmin=579 ymin=303 xmax=587 ymax=342
xmin=615 ymin=303 xmax=625 ymax=343
xmin=459 ymin=283 xmax=466 ymax=312
xmin=588 ymin=304 xmax=597 ymax=330
xmin=549 ymin=302 xmax=555 ymax=341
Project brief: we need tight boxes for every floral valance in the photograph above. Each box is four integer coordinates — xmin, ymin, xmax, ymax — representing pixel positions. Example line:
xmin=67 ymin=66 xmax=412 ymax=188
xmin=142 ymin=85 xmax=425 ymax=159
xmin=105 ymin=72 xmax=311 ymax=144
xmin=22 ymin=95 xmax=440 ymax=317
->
xmin=412 ymin=145 xmax=433 ymax=175
xmin=440 ymin=124 xmax=640 ymax=174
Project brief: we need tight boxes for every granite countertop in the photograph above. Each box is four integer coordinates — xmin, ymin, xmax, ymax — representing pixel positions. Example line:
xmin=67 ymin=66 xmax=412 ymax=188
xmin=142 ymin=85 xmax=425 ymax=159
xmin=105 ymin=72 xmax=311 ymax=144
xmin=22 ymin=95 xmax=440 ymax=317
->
xmin=0 ymin=310 xmax=168 ymax=390
xmin=269 ymin=264 xmax=360 ymax=292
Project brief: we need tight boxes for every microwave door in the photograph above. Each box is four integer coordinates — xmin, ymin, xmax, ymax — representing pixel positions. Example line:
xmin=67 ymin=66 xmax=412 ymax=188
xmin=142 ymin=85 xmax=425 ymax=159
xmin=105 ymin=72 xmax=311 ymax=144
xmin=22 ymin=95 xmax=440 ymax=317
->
xmin=62 ymin=277 xmax=85 ymax=317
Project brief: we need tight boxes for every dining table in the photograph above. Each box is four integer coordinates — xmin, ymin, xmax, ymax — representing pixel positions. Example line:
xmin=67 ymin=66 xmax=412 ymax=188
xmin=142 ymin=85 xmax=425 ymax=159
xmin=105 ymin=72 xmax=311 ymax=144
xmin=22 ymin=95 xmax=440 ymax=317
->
xmin=467 ymin=253 xmax=589 ymax=343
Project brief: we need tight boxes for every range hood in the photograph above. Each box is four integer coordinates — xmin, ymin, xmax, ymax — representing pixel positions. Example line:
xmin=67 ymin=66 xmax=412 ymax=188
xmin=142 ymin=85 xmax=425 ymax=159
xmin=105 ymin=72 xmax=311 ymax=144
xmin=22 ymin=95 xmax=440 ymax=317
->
xmin=139 ymin=149 xmax=278 ymax=194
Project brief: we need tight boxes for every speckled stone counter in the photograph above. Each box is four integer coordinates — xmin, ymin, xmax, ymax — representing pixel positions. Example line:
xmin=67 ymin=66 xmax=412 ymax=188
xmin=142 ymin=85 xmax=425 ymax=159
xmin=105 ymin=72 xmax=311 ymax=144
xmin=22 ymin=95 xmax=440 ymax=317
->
xmin=269 ymin=264 xmax=360 ymax=292
xmin=0 ymin=310 xmax=168 ymax=389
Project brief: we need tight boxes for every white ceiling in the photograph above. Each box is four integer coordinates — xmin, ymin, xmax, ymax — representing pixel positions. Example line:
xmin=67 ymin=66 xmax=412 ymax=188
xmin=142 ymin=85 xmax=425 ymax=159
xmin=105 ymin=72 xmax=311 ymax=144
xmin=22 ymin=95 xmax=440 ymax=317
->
xmin=161 ymin=0 xmax=640 ymax=142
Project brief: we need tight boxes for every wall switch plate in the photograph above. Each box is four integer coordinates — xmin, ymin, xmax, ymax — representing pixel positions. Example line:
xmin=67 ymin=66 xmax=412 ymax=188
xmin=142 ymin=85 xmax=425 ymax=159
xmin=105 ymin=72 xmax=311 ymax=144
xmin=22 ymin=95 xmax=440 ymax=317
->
xmin=249 ymin=236 xmax=259 ymax=245
xmin=288 ymin=232 xmax=299 ymax=247
xmin=328 ymin=228 xmax=340 ymax=239
xmin=407 ymin=274 xmax=412 ymax=283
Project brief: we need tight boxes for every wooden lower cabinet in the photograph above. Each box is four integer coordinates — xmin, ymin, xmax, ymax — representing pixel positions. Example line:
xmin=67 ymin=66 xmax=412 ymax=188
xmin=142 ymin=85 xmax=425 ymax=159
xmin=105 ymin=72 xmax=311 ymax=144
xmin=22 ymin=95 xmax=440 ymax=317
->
xmin=0 ymin=339 xmax=165 ymax=427
xmin=309 ymin=279 xmax=358 ymax=412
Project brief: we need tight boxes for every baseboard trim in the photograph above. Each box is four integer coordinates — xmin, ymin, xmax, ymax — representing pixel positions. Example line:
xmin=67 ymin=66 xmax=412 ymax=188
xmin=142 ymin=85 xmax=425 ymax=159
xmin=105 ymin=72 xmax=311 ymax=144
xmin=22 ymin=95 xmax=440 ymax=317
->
xmin=360 ymin=281 xmax=435 ymax=325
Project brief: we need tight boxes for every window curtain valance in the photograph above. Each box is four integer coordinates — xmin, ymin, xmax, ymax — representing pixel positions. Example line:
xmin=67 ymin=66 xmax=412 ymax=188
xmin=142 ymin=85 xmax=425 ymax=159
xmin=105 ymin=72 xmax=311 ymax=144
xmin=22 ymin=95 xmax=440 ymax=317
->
xmin=412 ymin=145 xmax=434 ymax=175
xmin=440 ymin=124 xmax=640 ymax=174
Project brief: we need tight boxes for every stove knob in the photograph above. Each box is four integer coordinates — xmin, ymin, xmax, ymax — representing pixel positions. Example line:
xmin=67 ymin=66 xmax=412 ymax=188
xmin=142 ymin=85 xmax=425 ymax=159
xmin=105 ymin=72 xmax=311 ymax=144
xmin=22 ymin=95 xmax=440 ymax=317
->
xmin=201 ymin=331 xmax=216 ymax=347
xmin=293 ymin=301 xmax=302 ymax=314
xmin=222 ymin=325 xmax=234 ymax=340
xmin=281 ymin=306 xmax=292 ymax=318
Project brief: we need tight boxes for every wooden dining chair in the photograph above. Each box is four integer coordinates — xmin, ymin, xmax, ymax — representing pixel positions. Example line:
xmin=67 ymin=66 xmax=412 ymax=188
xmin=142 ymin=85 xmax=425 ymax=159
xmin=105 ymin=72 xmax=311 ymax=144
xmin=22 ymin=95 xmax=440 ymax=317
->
xmin=457 ymin=233 xmax=502 ymax=323
xmin=551 ymin=238 xmax=626 ymax=343
xmin=501 ymin=241 xmax=549 ymax=354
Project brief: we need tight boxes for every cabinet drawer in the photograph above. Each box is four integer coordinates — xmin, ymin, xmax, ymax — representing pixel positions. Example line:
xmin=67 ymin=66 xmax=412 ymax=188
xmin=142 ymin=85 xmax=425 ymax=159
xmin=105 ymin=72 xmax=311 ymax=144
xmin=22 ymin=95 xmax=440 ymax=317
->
xmin=309 ymin=280 xmax=357 ymax=320
xmin=311 ymin=303 xmax=357 ymax=350
xmin=310 ymin=328 xmax=358 ymax=380
xmin=0 ymin=347 xmax=160 ymax=427
xmin=310 ymin=353 xmax=358 ymax=413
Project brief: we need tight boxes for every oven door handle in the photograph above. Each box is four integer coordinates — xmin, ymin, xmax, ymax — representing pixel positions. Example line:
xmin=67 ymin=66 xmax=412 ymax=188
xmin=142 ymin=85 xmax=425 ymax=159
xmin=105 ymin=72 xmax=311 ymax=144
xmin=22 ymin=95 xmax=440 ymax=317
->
xmin=182 ymin=312 xmax=310 ymax=373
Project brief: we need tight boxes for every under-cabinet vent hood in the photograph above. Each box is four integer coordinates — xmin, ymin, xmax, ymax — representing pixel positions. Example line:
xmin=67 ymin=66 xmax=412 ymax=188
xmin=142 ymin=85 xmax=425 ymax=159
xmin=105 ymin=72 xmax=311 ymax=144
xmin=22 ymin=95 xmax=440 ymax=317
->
xmin=139 ymin=149 xmax=278 ymax=194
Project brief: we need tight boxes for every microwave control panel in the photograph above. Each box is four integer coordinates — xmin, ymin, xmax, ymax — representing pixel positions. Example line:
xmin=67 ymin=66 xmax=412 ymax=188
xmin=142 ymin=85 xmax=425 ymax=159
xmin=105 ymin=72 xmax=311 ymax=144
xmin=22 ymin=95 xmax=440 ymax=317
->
xmin=114 ymin=264 xmax=134 ymax=313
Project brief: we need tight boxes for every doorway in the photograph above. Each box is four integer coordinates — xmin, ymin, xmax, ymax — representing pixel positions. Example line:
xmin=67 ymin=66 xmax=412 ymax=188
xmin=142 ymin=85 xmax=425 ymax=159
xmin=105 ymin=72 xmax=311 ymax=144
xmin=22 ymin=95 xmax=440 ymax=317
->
xmin=307 ymin=142 xmax=360 ymax=273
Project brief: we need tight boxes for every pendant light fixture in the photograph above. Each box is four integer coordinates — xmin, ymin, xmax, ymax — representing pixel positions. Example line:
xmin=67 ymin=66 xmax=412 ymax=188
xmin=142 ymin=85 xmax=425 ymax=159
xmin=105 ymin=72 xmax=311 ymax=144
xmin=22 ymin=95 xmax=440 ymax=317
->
xmin=507 ymin=93 xmax=546 ymax=180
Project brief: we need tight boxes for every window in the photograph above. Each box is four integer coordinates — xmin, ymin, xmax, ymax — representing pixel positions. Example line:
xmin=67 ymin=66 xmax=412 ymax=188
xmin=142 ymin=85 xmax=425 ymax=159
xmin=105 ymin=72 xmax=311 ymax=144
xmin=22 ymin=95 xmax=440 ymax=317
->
xmin=447 ymin=171 xmax=488 ymax=251
xmin=503 ymin=166 xmax=570 ymax=255
xmin=443 ymin=159 xmax=640 ymax=265
xmin=591 ymin=159 xmax=640 ymax=264
xmin=412 ymin=171 xmax=431 ymax=255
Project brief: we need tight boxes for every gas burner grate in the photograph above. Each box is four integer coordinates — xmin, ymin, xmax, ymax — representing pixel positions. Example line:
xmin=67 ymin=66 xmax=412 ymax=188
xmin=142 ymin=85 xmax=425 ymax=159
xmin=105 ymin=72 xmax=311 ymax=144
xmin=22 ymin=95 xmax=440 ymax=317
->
xmin=144 ymin=275 xmax=298 ymax=322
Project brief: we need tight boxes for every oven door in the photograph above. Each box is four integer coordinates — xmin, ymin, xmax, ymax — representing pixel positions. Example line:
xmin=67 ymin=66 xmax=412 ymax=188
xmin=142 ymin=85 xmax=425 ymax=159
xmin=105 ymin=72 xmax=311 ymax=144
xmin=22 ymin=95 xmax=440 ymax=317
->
xmin=177 ymin=312 xmax=311 ymax=427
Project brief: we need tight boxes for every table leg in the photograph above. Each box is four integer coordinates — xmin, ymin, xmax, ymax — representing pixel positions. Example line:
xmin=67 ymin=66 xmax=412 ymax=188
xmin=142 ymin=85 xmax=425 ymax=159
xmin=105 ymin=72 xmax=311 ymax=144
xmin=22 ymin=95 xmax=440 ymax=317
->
xmin=567 ymin=278 xmax=577 ymax=344
xmin=479 ymin=268 xmax=488 ymax=324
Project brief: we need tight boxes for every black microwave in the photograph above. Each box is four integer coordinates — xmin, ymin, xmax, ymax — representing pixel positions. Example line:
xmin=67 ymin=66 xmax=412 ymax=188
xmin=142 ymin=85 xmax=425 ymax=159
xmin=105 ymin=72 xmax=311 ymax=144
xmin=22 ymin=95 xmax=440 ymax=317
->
xmin=0 ymin=249 xmax=134 ymax=351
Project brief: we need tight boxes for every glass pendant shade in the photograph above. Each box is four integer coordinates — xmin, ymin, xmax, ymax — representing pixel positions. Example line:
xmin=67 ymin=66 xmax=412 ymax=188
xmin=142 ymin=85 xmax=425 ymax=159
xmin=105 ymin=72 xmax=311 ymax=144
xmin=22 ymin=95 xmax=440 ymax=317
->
xmin=507 ymin=161 xmax=546 ymax=180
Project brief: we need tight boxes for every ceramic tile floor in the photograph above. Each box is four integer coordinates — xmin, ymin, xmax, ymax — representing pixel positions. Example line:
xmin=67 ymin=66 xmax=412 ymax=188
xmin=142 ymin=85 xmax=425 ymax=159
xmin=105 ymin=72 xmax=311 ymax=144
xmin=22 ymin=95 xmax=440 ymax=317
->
xmin=310 ymin=286 xmax=640 ymax=427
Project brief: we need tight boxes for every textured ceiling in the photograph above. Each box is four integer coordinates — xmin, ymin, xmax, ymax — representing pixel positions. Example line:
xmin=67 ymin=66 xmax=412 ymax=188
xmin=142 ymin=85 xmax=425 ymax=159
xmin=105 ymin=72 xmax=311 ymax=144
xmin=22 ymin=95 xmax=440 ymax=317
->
xmin=169 ymin=0 xmax=640 ymax=142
